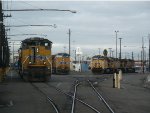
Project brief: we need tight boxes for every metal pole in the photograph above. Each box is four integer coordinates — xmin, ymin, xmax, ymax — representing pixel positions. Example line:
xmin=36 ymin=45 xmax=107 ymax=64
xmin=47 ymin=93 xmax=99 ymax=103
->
xmin=132 ymin=52 xmax=134 ymax=60
xmin=141 ymin=50 xmax=142 ymax=71
xmin=98 ymin=48 xmax=100 ymax=55
xmin=68 ymin=29 xmax=71 ymax=57
xmin=13 ymin=42 xmax=14 ymax=64
xmin=119 ymin=38 xmax=122 ymax=60
xmin=0 ymin=1 xmax=3 ymax=68
xmin=115 ymin=31 xmax=119 ymax=59
xmin=142 ymin=37 xmax=144 ymax=73
xmin=3 ymin=9 xmax=77 ymax=13
xmin=112 ymin=51 xmax=114 ymax=58
xmin=75 ymin=50 xmax=76 ymax=64
xmin=68 ymin=29 xmax=71 ymax=71
xmin=149 ymin=34 xmax=150 ymax=72
xmin=108 ymin=48 xmax=112 ymax=57
xmin=145 ymin=50 xmax=146 ymax=66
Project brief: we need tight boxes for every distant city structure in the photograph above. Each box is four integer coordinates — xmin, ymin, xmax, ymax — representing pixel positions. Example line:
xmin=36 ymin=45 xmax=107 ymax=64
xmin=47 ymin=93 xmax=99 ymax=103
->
xmin=75 ymin=47 xmax=82 ymax=72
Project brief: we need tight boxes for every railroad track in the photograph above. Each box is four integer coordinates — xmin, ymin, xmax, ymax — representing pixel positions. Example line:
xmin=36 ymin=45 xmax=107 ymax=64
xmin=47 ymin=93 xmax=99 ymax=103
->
xmin=30 ymin=74 xmax=114 ymax=113
xmin=46 ymin=82 xmax=102 ymax=113
xmin=87 ymin=80 xmax=115 ymax=113
xmin=31 ymin=82 xmax=79 ymax=113
xmin=31 ymin=83 xmax=60 ymax=113
xmin=71 ymin=79 xmax=115 ymax=113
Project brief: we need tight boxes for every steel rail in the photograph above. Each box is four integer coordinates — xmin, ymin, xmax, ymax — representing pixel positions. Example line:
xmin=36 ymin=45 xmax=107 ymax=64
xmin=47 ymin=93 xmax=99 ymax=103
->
xmin=46 ymin=83 xmax=101 ymax=113
xmin=71 ymin=81 xmax=79 ymax=113
xmin=47 ymin=97 xmax=59 ymax=113
xmin=87 ymin=80 xmax=115 ymax=113
xmin=31 ymin=83 xmax=60 ymax=113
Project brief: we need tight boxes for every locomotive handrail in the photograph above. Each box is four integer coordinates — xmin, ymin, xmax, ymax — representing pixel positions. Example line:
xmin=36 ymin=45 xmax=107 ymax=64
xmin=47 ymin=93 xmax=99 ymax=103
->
xmin=22 ymin=56 xmax=29 ymax=71
xmin=46 ymin=56 xmax=52 ymax=74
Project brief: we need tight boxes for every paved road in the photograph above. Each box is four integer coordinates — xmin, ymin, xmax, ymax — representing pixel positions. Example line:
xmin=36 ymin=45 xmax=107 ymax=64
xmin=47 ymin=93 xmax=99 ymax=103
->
xmin=100 ymin=73 xmax=150 ymax=113
xmin=0 ymin=70 xmax=150 ymax=113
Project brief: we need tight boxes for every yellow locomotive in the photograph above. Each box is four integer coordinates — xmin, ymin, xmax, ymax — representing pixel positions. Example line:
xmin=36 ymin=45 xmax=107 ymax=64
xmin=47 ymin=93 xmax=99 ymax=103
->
xmin=52 ymin=53 xmax=70 ymax=74
xmin=18 ymin=37 xmax=52 ymax=81
xmin=90 ymin=55 xmax=135 ymax=74
xmin=120 ymin=59 xmax=135 ymax=73
xmin=90 ymin=55 xmax=114 ymax=74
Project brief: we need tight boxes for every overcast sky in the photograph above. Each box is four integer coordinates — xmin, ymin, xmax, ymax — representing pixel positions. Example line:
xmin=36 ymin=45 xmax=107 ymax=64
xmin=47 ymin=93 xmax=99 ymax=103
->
xmin=2 ymin=1 xmax=150 ymax=59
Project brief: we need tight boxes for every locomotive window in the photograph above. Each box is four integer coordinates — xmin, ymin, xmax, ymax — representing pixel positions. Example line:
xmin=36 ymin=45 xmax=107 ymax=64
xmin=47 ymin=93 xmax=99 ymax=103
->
xmin=64 ymin=55 xmax=69 ymax=58
xmin=45 ymin=43 xmax=48 ymax=46
xmin=22 ymin=43 xmax=27 ymax=47
xmin=56 ymin=55 xmax=62 ymax=58
xmin=40 ymin=42 xmax=50 ymax=47
xmin=28 ymin=42 xmax=37 ymax=46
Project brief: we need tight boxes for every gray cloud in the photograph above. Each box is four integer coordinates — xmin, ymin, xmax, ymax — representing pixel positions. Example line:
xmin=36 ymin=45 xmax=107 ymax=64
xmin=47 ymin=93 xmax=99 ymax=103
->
xmin=4 ymin=1 xmax=150 ymax=59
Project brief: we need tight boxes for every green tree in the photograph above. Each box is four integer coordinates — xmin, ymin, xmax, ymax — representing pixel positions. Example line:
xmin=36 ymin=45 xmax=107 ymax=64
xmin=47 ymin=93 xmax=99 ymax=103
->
xmin=103 ymin=49 xmax=108 ymax=56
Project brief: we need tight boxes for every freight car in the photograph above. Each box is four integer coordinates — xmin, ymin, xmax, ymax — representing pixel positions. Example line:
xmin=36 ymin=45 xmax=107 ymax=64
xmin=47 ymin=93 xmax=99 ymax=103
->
xmin=52 ymin=53 xmax=70 ymax=74
xmin=18 ymin=37 xmax=52 ymax=81
xmin=90 ymin=55 xmax=135 ymax=74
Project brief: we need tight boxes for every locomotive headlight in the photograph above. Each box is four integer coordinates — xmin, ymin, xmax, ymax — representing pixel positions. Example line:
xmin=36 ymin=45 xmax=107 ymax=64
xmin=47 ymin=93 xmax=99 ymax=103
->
xmin=29 ymin=62 xmax=31 ymax=64
xmin=37 ymin=48 xmax=39 ymax=53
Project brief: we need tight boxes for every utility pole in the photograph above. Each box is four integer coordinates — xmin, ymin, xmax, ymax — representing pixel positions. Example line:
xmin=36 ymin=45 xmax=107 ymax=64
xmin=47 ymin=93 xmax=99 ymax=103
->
xmin=0 ymin=0 xmax=5 ymax=68
xmin=108 ymin=48 xmax=112 ymax=57
xmin=112 ymin=50 xmax=114 ymax=58
xmin=115 ymin=31 xmax=119 ymax=59
xmin=74 ymin=50 xmax=76 ymax=64
xmin=142 ymin=37 xmax=144 ymax=73
xmin=0 ymin=0 xmax=10 ymax=73
xmin=12 ymin=42 xmax=15 ymax=64
xmin=119 ymin=38 xmax=122 ymax=60
xmin=68 ymin=29 xmax=71 ymax=56
xmin=132 ymin=52 xmax=134 ymax=60
xmin=149 ymin=34 xmax=150 ymax=72
xmin=98 ymin=48 xmax=100 ymax=55
xmin=0 ymin=0 xmax=2 ymax=68
xmin=141 ymin=50 xmax=142 ymax=70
